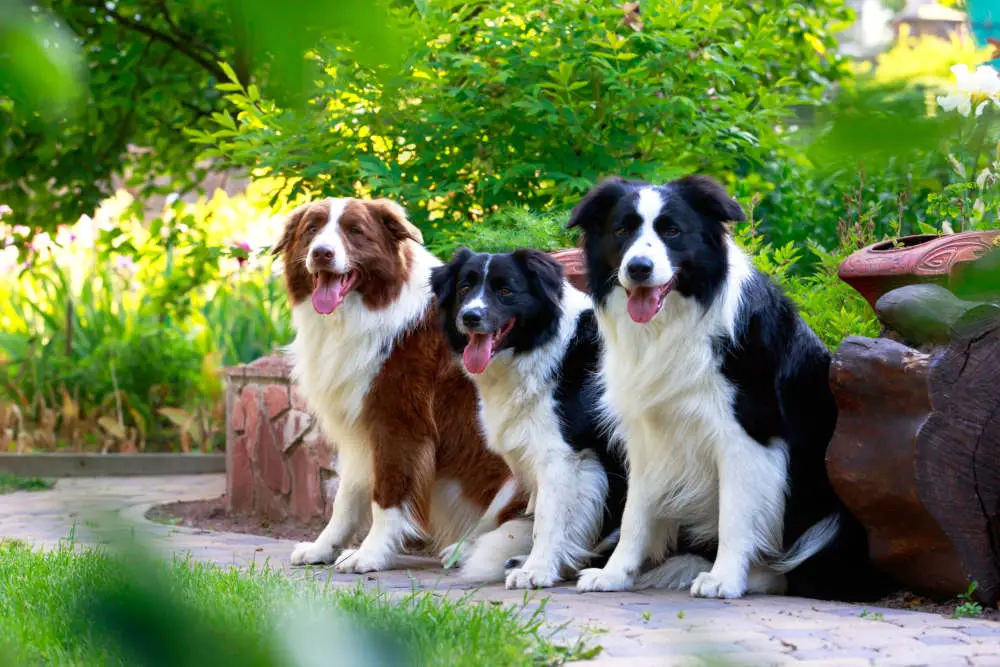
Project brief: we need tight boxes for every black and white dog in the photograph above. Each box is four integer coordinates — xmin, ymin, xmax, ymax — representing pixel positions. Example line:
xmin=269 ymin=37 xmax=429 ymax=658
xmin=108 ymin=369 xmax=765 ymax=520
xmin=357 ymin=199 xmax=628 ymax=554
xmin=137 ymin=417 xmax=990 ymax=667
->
xmin=431 ymin=248 xmax=628 ymax=588
xmin=567 ymin=175 xmax=888 ymax=600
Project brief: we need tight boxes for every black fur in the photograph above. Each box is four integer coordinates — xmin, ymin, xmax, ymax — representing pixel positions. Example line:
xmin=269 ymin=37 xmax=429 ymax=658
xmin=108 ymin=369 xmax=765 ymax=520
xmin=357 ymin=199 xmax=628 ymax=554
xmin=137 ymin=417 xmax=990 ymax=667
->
xmin=431 ymin=249 xmax=627 ymax=550
xmin=570 ymin=174 xmax=893 ymax=601
xmin=432 ymin=248 xmax=562 ymax=358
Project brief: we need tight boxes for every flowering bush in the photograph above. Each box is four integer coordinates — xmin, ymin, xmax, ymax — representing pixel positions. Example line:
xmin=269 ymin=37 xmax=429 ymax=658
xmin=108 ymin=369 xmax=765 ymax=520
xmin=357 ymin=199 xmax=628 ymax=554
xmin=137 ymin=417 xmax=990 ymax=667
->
xmin=937 ymin=63 xmax=1000 ymax=117
xmin=926 ymin=63 xmax=1000 ymax=233
xmin=0 ymin=184 xmax=294 ymax=453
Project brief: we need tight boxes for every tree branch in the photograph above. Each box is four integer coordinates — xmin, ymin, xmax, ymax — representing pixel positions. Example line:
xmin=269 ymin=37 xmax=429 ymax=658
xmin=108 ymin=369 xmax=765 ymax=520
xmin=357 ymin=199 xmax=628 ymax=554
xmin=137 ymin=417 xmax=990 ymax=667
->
xmin=88 ymin=1 xmax=230 ymax=83
xmin=154 ymin=0 xmax=223 ymax=64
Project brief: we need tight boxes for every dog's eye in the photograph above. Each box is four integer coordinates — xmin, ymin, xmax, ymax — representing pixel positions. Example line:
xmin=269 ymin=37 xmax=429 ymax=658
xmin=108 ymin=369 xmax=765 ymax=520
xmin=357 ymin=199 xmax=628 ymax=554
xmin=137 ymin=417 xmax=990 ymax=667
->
xmin=350 ymin=226 xmax=363 ymax=236
xmin=307 ymin=224 xmax=317 ymax=234
xmin=614 ymin=227 xmax=629 ymax=238
xmin=458 ymin=285 xmax=470 ymax=297
xmin=498 ymin=287 xmax=512 ymax=297
xmin=663 ymin=225 xmax=680 ymax=238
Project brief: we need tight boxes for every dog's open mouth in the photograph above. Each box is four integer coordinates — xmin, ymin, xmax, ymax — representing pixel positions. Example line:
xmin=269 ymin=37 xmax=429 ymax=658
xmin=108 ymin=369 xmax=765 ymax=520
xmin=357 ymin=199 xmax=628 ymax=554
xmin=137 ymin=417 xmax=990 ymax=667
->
xmin=311 ymin=271 xmax=357 ymax=315
xmin=462 ymin=318 xmax=516 ymax=374
xmin=626 ymin=277 xmax=676 ymax=324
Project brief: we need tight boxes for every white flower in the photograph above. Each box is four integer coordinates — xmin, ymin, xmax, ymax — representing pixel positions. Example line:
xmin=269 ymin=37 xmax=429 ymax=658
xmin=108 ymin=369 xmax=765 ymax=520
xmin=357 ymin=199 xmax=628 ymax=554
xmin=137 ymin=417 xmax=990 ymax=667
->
xmin=937 ymin=64 xmax=1000 ymax=117
xmin=938 ymin=91 xmax=972 ymax=116
xmin=0 ymin=204 xmax=11 ymax=219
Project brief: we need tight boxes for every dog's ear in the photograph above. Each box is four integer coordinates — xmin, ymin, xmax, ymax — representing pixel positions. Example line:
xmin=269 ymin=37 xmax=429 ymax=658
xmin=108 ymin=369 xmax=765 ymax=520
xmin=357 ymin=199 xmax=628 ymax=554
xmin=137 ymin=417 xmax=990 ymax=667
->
xmin=431 ymin=247 xmax=474 ymax=307
xmin=367 ymin=198 xmax=424 ymax=244
xmin=513 ymin=248 xmax=564 ymax=308
xmin=567 ymin=177 xmax=629 ymax=232
xmin=272 ymin=203 xmax=310 ymax=256
xmin=673 ymin=175 xmax=746 ymax=224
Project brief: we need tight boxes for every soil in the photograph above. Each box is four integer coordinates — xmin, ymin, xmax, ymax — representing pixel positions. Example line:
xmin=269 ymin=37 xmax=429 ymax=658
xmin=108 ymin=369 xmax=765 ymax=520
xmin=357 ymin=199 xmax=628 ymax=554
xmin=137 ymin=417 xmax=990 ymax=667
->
xmin=148 ymin=496 xmax=1000 ymax=623
xmin=875 ymin=589 xmax=999 ymax=622
xmin=146 ymin=495 xmax=328 ymax=543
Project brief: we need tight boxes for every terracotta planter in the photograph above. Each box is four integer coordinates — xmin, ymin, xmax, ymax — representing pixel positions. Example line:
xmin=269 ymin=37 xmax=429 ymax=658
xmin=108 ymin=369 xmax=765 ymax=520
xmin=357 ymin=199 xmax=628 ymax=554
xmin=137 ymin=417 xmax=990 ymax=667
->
xmin=550 ymin=248 xmax=588 ymax=294
xmin=839 ymin=231 xmax=1000 ymax=310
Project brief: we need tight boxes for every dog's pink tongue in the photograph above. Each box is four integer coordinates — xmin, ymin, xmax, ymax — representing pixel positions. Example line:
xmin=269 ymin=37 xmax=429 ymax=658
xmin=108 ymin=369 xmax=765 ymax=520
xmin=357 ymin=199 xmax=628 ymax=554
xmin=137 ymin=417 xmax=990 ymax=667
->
xmin=463 ymin=334 xmax=494 ymax=374
xmin=312 ymin=273 xmax=346 ymax=315
xmin=627 ymin=287 xmax=661 ymax=323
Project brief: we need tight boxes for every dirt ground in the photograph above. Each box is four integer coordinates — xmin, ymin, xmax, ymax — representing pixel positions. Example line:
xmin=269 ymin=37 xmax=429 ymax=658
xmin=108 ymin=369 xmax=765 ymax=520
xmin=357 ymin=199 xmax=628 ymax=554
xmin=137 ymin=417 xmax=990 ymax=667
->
xmin=146 ymin=495 xmax=328 ymax=543
xmin=149 ymin=496 xmax=999 ymax=622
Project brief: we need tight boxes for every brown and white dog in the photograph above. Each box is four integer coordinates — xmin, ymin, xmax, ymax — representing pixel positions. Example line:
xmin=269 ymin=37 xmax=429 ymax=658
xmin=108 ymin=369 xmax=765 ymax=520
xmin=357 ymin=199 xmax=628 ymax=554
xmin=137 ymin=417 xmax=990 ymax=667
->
xmin=274 ymin=197 xmax=527 ymax=573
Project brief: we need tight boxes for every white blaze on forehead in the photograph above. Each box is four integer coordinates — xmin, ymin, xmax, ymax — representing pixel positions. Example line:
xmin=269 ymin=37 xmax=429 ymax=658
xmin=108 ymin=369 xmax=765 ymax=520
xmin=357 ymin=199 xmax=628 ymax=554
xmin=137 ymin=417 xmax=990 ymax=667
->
xmin=619 ymin=187 xmax=675 ymax=288
xmin=307 ymin=197 xmax=349 ymax=274
xmin=463 ymin=255 xmax=491 ymax=311
xmin=636 ymin=187 xmax=663 ymax=226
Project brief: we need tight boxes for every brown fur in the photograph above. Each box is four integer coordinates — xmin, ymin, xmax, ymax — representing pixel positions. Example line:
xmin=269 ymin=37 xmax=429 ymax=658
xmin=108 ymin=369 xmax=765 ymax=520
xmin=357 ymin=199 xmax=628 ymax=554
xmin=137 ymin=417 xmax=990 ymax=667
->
xmin=277 ymin=197 xmax=525 ymax=546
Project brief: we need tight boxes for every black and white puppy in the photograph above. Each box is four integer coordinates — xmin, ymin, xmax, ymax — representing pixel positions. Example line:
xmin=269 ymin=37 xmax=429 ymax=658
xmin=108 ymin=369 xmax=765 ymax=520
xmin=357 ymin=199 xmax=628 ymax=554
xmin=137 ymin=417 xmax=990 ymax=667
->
xmin=567 ymin=175 xmax=888 ymax=601
xmin=431 ymin=248 xmax=628 ymax=589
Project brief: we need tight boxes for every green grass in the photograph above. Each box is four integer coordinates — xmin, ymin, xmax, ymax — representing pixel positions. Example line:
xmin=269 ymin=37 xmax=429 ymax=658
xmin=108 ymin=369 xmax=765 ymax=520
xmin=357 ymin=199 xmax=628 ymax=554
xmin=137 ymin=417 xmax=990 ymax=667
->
xmin=0 ymin=539 xmax=597 ymax=666
xmin=0 ymin=472 xmax=54 ymax=494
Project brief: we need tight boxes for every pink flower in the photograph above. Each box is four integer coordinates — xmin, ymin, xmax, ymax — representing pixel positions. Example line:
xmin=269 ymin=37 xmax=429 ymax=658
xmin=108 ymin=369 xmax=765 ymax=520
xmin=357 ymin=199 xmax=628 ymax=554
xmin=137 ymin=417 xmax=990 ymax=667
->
xmin=233 ymin=241 xmax=252 ymax=268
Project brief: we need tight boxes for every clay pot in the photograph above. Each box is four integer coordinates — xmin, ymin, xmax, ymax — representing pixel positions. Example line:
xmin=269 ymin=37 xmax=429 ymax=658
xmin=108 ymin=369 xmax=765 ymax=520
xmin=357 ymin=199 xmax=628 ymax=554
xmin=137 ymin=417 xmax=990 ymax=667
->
xmin=839 ymin=231 xmax=1000 ymax=310
xmin=550 ymin=248 xmax=589 ymax=294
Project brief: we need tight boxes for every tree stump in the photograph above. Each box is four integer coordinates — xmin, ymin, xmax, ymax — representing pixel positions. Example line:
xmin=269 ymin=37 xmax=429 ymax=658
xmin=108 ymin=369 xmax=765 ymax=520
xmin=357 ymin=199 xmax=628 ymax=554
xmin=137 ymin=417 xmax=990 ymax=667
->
xmin=828 ymin=284 xmax=1000 ymax=605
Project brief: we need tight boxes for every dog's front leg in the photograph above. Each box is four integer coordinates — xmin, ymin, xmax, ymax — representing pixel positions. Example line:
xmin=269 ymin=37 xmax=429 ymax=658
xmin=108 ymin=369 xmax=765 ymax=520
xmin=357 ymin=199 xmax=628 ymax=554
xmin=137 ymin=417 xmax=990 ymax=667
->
xmin=576 ymin=469 xmax=670 ymax=592
xmin=690 ymin=434 xmax=786 ymax=599
xmin=335 ymin=438 xmax=435 ymax=574
xmin=290 ymin=442 xmax=372 ymax=565
xmin=506 ymin=451 xmax=606 ymax=589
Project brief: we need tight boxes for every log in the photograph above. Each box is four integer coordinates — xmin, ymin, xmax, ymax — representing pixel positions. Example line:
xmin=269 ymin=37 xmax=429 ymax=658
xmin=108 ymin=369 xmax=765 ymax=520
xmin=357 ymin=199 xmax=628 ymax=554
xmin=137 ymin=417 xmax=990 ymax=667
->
xmin=827 ymin=337 xmax=968 ymax=598
xmin=828 ymin=321 xmax=1000 ymax=605
xmin=917 ymin=315 xmax=1000 ymax=605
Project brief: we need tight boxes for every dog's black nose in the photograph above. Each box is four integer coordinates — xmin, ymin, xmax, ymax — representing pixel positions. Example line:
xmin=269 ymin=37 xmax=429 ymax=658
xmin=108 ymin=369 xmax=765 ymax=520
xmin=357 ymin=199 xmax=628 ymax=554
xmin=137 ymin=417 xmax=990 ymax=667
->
xmin=626 ymin=257 xmax=654 ymax=282
xmin=461 ymin=308 xmax=484 ymax=329
xmin=311 ymin=245 xmax=334 ymax=263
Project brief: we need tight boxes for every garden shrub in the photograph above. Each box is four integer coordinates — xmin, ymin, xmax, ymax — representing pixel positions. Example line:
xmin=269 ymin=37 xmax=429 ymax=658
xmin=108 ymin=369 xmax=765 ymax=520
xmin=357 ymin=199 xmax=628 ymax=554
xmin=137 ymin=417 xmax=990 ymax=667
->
xmin=427 ymin=208 xmax=577 ymax=258
xmin=0 ymin=186 xmax=293 ymax=452
xmin=194 ymin=0 xmax=853 ymax=248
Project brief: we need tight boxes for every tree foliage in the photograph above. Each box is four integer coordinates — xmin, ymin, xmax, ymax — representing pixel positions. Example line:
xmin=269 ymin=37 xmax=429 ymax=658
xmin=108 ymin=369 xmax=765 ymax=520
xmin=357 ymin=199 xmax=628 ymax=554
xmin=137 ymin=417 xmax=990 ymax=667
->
xmin=1 ymin=0 xmax=245 ymax=228
xmin=194 ymin=0 xmax=854 ymax=248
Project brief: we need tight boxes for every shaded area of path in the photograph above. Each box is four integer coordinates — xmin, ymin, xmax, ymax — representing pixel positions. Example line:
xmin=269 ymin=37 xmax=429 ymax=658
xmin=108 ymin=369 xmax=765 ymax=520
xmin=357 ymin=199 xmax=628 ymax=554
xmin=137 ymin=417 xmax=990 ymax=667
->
xmin=3 ymin=475 xmax=1000 ymax=666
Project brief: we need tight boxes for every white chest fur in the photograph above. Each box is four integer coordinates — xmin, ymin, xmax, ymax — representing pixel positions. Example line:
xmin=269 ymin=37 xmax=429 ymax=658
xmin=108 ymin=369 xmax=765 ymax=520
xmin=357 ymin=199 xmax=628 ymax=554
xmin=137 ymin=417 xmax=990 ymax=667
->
xmin=595 ymin=240 xmax=756 ymax=540
xmin=470 ymin=284 xmax=591 ymax=494
xmin=288 ymin=242 xmax=440 ymax=452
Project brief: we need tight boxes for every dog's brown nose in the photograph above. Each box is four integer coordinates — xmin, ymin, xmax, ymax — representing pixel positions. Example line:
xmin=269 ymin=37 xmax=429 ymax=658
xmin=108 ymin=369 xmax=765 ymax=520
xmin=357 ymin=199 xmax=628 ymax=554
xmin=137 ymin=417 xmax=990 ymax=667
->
xmin=311 ymin=245 xmax=334 ymax=263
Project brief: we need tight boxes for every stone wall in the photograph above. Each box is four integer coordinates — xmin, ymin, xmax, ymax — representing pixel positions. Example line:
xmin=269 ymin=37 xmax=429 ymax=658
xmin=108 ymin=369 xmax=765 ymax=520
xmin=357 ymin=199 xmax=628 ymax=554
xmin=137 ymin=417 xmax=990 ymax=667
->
xmin=225 ymin=356 xmax=337 ymax=522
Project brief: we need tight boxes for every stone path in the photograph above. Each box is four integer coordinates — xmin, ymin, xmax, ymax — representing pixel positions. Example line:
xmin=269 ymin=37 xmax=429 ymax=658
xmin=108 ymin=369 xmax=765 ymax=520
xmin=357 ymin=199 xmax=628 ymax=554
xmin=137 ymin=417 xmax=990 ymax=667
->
xmin=3 ymin=475 xmax=1000 ymax=667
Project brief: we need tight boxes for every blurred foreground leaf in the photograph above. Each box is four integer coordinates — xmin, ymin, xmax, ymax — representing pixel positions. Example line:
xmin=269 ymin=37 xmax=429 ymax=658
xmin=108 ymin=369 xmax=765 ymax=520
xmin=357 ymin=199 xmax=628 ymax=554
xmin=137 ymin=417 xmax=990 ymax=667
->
xmin=227 ymin=0 xmax=417 ymax=105
xmin=0 ymin=0 xmax=83 ymax=117
xmin=808 ymin=81 xmax=964 ymax=170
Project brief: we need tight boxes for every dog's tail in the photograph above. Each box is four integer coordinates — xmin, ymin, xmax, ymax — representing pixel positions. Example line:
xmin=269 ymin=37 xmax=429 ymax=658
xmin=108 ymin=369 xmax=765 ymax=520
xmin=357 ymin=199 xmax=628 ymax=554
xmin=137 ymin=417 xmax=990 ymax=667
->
xmin=768 ymin=512 xmax=840 ymax=574
xmin=634 ymin=513 xmax=841 ymax=591
xmin=458 ymin=517 xmax=533 ymax=583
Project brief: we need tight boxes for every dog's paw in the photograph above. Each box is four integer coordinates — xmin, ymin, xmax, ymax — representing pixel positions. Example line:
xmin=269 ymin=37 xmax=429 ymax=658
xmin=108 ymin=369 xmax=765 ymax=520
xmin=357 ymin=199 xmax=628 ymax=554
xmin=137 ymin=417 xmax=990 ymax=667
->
xmin=576 ymin=567 xmax=634 ymax=593
xmin=690 ymin=571 xmax=745 ymax=599
xmin=290 ymin=541 xmax=339 ymax=566
xmin=505 ymin=566 xmax=558 ymax=590
xmin=334 ymin=548 xmax=389 ymax=574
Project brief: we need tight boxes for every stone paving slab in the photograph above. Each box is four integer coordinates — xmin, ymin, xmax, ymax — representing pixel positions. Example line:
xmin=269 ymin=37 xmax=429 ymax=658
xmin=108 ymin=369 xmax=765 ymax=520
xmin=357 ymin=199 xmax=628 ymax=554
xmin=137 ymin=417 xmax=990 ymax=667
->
xmin=2 ymin=475 xmax=999 ymax=666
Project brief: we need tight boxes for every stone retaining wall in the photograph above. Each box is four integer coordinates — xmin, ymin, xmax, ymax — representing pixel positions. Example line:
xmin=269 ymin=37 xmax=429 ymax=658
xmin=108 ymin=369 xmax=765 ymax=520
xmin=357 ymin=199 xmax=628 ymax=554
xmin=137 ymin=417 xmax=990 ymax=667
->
xmin=225 ymin=356 xmax=336 ymax=522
